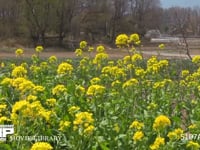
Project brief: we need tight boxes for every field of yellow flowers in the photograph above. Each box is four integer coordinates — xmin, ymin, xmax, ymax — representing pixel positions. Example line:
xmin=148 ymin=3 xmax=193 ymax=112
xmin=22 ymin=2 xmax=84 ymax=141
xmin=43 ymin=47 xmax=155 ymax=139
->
xmin=1 ymin=34 xmax=200 ymax=150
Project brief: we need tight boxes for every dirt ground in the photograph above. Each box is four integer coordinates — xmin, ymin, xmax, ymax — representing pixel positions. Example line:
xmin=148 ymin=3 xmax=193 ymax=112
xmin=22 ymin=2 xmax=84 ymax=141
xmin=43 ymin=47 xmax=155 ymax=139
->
xmin=0 ymin=45 xmax=200 ymax=59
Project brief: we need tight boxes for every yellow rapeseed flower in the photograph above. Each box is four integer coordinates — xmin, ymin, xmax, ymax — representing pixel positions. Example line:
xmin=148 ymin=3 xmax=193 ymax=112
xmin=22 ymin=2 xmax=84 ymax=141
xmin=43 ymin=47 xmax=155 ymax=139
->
xmin=80 ymin=41 xmax=87 ymax=49
xmin=73 ymin=112 xmax=94 ymax=135
xmin=192 ymin=55 xmax=200 ymax=64
xmin=0 ymin=116 xmax=11 ymax=123
xmin=150 ymin=136 xmax=165 ymax=150
xmin=11 ymin=66 xmax=27 ymax=78
xmin=133 ymin=131 xmax=144 ymax=142
xmin=68 ymin=106 xmax=80 ymax=115
xmin=27 ymin=95 xmax=37 ymax=102
xmin=132 ymin=53 xmax=143 ymax=62
xmin=111 ymin=80 xmax=121 ymax=87
xmin=186 ymin=141 xmax=200 ymax=150
xmin=153 ymin=115 xmax=171 ymax=131
xmin=48 ymin=55 xmax=57 ymax=63
xmin=86 ymin=84 xmax=105 ymax=96
xmin=75 ymin=85 xmax=85 ymax=96
xmin=122 ymin=78 xmax=139 ymax=89
xmin=33 ymin=85 xmax=45 ymax=93
xmin=52 ymin=84 xmax=67 ymax=96
xmin=167 ymin=131 xmax=178 ymax=140
xmin=59 ymin=120 xmax=71 ymax=131
xmin=90 ymin=77 xmax=101 ymax=85
xmin=188 ymin=124 xmax=197 ymax=129
xmin=35 ymin=45 xmax=44 ymax=53
xmin=88 ymin=46 xmax=94 ymax=52
xmin=167 ymin=128 xmax=184 ymax=140
xmin=158 ymin=44 xmax=165 ymax=49
xmin=129 ymin=120 xmax=144 ymax=130
xmin=57 ymin=62 xmax=73 ymax=75
xmin=83 ymin=125 xmax=95 ymax=135
xmin=123 ymin=55 xmax=131 ymax=64
xmin=75 ymin=48 xmax=83 ymax=57
xmin=93 ymin=53 xmax=109 ymax=64
xmin=30 ymin=142 xmax=53 ymax=150
xmin=96 ymin=45 xmax=105 ymax=53
xmin=46 ymin=98 xmax=57 ymax=107
xmin=15 ymin=48 xmax=24 ymax=57
xmin=181 ymin=70 xmax=190 ymax=78
xmin=1 ymin=77 xmax=13 ymax=85
xmin=39 ymin=110 xmax=53 ymax=122
xmin=113 ymin=123 xmax=120 ymax=133
xmin=115 ymin=34 xmax=129 ymax=48
xmin=135 ymin=68 xmax=146 ymax=77
xmin=147 ymin=103 xmax=158 ymax=110
xmin=73 ymin=112 xmax=94 ymax=126
xmin=129 ymin=33 xmax=140 ymax=45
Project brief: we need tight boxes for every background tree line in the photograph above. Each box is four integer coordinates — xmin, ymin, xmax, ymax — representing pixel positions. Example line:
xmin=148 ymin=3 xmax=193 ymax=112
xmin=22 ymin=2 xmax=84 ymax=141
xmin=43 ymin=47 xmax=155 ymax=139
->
xmin=0 ymin=0 xmax=200 ymax=48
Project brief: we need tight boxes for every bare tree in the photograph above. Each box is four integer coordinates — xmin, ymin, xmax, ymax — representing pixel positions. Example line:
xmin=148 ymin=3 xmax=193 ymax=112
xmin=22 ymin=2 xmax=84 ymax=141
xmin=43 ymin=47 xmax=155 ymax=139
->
xmin=129 ymin=0 xmax=161 ymax=36
xmin=109 ymin=0 xmax=128 ymax=41
xmin=54 ymin=0 xmax=78 ymax=46
xmin=166 ymin=7 xmax=192 ymax=59
xmin=79 ymin=0 xmax=111 ymax=43
xmin=24 ymin=0 xmax=55 ymax=46
xmin=0 ymin=0 xmax=21 ymax=38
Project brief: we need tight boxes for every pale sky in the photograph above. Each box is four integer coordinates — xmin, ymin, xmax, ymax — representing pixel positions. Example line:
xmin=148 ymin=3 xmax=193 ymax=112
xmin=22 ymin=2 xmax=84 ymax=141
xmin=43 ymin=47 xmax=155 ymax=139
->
xmin=160 ymin=0 xmax=200 ymax=8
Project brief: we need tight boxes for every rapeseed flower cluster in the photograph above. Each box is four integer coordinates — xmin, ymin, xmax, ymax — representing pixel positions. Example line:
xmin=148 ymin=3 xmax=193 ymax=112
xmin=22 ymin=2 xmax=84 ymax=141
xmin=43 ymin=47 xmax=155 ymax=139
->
xmin=80 ymin=41 xmax=87 ymax=49
xmin=59 ymin=120 xmax=71 ymax=131
xmin=11 ymin=77 xmax=35 ymax=95
xmin=68 ymin=106 xmax=80 ymax=115
xmin=158 ymin=44 xmax=165 ymax=49
xmin=73 ymin=112 xmax=95 ymax=135
xmin=0 ymin=104 xmax=10 ymax=123
xmin=11 ymin=99 xmax=54 ymax=124
xmin=192 ymin=55 xmax=200 ymax=64
xmin=96 ymin=45 xmax=105 ymax=53
xmin=131 ymin=53 xmax=143 ymax=62
xmin=186 ymin=141 xmax=200 ymax=150
xmin=90 ymin=77 xmax=101 ymax=85
xmin=46 ymin=98 xmax=57 ymax=107
xmin=167 ymin=128 xmax=184 ymax=140
xmin=48 ymin=55 xmax=57 ymax=63
xmin=86 ymin=84 xmax=105 ymax=96
xmin=122 ymin=78 xmax=139 ymax=89
xmin=30 ymin=142 xmax=53 ymax=150
xmin=129 ymin=120 xmax=144 ymax=130
xmin=150 ymin=136 xmax=165 ymax=150
xmin=101 ymin=66 xmax=126 ymax=80
xmin=75 ymin=48 xmax=83 ymax=57
xmin=129 ymin=120 xmax=144 ymax=142
xmin=93 ymin=53 xmax=109 ymax=65
xmin=147 ymin=56 xmax=168 ymax=74
xmin=153 ymin=79 xmax=172 ymax=89
xmin=153 ymin=115 xmax=171 ymax=131
xmin=115 ymin=33 xmax=140 ymax=47
xmin=115 ymin=34 xmax=129 ymax=48
xmin=132 ymin=131 xmax=144 ymax=142
xmin=52 ymin=84 xmax=67 ymax=96
xmin=57 ymin=62 xmax=73 ymax=75
xmin=11 ymin=65 xmax=27 ymax=78
xmin=129 ymin=33 xmax=141 ymax=45
xmin=15 ymin=48 xmax=24 ymax=57
xmin=35 ymin=45 xmax=44 ymax=53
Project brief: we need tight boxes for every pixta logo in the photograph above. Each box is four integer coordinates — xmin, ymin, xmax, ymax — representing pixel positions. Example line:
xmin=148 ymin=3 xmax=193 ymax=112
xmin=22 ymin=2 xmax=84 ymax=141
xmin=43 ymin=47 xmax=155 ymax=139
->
xmin=0 ymin=125 xmax=14 ymax=141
